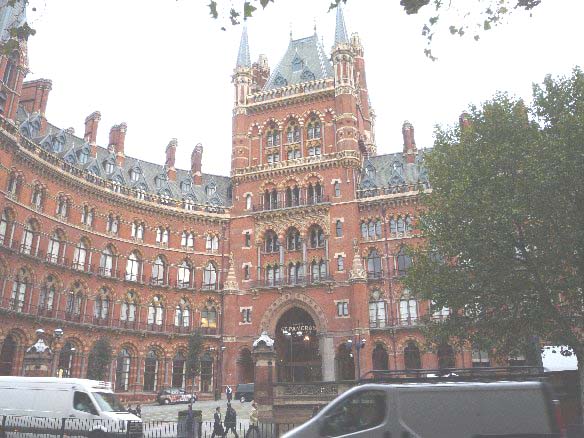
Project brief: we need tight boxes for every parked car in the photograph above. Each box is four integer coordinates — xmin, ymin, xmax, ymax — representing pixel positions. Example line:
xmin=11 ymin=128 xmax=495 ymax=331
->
xmin=156 ymin=388 xmax=197 ymax=405
xmin=0 ymin=377 xmax=142 ymax=437
xmin=283 ymin=381 xmax=561 ymax=438
xmin=235 ymin=383 xmax=254 ymax=402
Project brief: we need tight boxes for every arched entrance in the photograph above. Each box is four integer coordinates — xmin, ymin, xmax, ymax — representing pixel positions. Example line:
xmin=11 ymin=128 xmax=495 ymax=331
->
xmin=372 ymin=343 xmax=389 ymax=371
xmin=276 ymin=307 xmax=322 ymax=382
xmin=335 ymin=344 xmax=354 ymax=381
xmin=0 ymin=335 xmax=16 ymax=375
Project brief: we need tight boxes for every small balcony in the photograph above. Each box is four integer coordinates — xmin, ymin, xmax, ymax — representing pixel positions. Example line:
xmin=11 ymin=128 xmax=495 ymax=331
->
xmin=253 ymin=195 xmax=330 ymax=212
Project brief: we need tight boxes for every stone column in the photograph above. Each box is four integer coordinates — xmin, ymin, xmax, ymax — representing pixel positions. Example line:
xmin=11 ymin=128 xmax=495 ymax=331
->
xmin=319 ymin=335 xmax=335 ymax=382
xmin=252 ymin=333 xmax=276 ymax=423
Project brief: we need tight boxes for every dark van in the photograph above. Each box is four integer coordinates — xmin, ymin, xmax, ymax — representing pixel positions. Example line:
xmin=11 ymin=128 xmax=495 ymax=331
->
xmin=235 ymin=383 xmax=254 ymax=402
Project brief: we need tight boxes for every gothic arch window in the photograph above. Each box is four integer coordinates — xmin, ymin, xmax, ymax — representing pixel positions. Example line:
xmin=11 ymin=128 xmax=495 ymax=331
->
xmin=286 ymin=227 xmax=301 ymax=251
xmin=288 ymin=262 xmax=303 ymax=285
xmin=151 ymin=255 xmax=167 ymax=286
xmin=125 ymin=250 xmax=142 ymax=282
xmin=115 ymin=348 xmax=132 ymax=391
xmin=99 ymin=244 xmax=115 ymax=277
xmin=396 ymin=247 xmax=412 ymax=276
xmin=174 ymin=298 xmax=191 ymax=329
xmin=264 ymin=230 xmax=280 ymax=253
xmin=31 ymin=183 xmax=44 ymax=209
xmin=20 ymin=218 xmax=40 ymax=255
xmin=372 ymin=343 xmax=389 ymax=371
xmin=205 ymin=234 xmax=219 ymax=252
xmin=0 ymin=208 xmax=15 ymax=246
xmin=57 ymin=342 xmax=76 ymax=378
xmin=94 ymin=287 xmax=110 ymax=321
xmin=147 ymin=295 xmax=164 ymax=327
xmin=285 ymin=185 xmax=300 ymax=207
xmin=155 ymin=226 xmax=169 ymax=246
xmin=120 ymin=291 xmax=137 ymax=324
xmin=55 ymin=194 xmax=70 ymax=219
xmin=130 ymin=221 xmax=145 ymax=240
xmin=263 ymin=188 xmax=278 ymax=210
xmin=311 ymin=259 xmax=327 ymax=282
xmin=273 ymin=74 xmax=287 ymax=87
xmin=143 ymin=349 xmax=160 ymax=392
xmin=335 ymin=220 xmax=343 ymax=237
xmin=309 ymin=225 xmax=325 ymax=248
xmin=392 ymin=161 xmax=404 ymax=176
xmin=300 ymin=69 xmax=315 ymax=81
xmin=78 ymin=148 xmax=89 ymax=164
xmin=6 ymin=172 xmax=20 ymax=197
xmin=437 ymin=344 xmax=455 ymax=369
xmin=369 ymin=298 xmax=387 ymax=328
xmin=265 ymin=263 xmax=280 ymax=286
xmin=205 ymin=183 xmax=216 ymax=198
xmin=203 ymin=262 xmax=218 ymax=290
xmin=177 ymin=260 xmax=192 ymax=289
xmin=245 ymin=194 xmax=252 ymax=210
xmin=72 ymin=238 xmax=89 ymax=271
xmin=106 ymin=213 xmax=119 ymax=234
xmin=181 ymin=231 xmax=195 ymax=249
xmin=180 ymin=179 xmax=192 ymax=193
xmin=39 ymin=274 xmax=57 ymax=313
xmin=367 ymin=249 xmax=382 ymax=278
xmin=10 ymin=267 xmax=31 ymax=312
xmin=47 ymin=230 xmax=65 ymax=264
xmin=3 ymin=51 xmax=19 ymax=89
xmin=129 ymin=167 xmax=141 ymax=182
xmin=286 ymin=121 xmax=300 ymax=144
xmin=404 ymin=341 xmax=422 ymax=370
xmin=266 ymin=122 xmax=281 ymax=148
xmin=0 ymin=335 xmax=17 ymax=375
xmin=104 ymin=160 xmax=115 ymax=174
xmin=307 ymin=182 xmax=323 ymax=204
xmin=292 ymin=55 xmax=303 ymax=72
xmin=65 ymin=281 xmax=85 ymax=319
xmin=80 ymin=205 xmax=94 ymax=227
xmin=172 ymin=351 xmax=187 ymax=389
xmin=200 ymin=307 xmax=218 ymax=334
xmin=399 ymin=297 xmax=418 ymax=325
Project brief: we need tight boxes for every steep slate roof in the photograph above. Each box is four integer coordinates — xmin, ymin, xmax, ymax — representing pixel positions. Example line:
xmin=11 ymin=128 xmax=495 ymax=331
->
xmin=334 ymin=4 xmax=349 ymax=45
xmin=235 ymin=25 xmax=251 ymax=68
xmin=16 ymin=110 xmax=232 ymax=207
xmin=0 ymin=0 xmax=26 ymax=43
xmin=263 ymin=34 xmax=333 ymax=91
xmin=358 ymin=150 xmax=430 ymax=192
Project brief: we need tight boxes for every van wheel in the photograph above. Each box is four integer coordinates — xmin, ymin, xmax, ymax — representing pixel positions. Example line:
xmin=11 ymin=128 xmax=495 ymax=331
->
xmin=89 ymin=430 xmax=108 ymax=438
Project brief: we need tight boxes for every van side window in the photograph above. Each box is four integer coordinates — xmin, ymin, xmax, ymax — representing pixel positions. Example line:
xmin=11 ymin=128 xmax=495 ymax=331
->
xmin=73 ymin=391 xmax=98 ymax=415
xmin=320 ymin=390 xmax=386 ymax=437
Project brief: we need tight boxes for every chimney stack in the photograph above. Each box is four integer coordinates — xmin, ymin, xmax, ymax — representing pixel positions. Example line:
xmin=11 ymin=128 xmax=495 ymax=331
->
xmin=402 ymin=121 xmax=416 ymax=164
xmin=191 ymin=143 xmax=203 ymax=185
xmin=459 ymin=112 xmax=471 ymax=130
xmin=109 ymin=123 xmax=127 ymax=166
xmin=20 ymin=79 xmax=52 ymax=134
xmin=251 ymin=55 xmax=270 ymax=92
xmin=84 ymin=111 xmax=101 ymax=157
xmin=165 ymin=138 xmax=178 ymax=181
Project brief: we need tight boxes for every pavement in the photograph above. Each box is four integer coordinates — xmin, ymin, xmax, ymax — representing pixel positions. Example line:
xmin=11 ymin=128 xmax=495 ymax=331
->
xmin=140 ymin=397 xmax=253 ymax=424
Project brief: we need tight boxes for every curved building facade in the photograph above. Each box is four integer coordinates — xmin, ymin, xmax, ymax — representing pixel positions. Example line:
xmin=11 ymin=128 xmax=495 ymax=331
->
xmin=0 ymin=3 xmax=475 ymax=400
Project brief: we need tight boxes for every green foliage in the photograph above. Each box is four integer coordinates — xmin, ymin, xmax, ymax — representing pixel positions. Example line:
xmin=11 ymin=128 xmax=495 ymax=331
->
xmin=185 ymin=330 xmax=204 ymax=379
xmin=86 ymin=338 xmax=113 ymax=381
xmin=404 ymin=68 xmax=584 ymax=364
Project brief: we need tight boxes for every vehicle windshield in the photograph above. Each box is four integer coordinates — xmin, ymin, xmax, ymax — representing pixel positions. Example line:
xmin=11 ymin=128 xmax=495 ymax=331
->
xmin=92 ymin=392 xmax=126 ymax=412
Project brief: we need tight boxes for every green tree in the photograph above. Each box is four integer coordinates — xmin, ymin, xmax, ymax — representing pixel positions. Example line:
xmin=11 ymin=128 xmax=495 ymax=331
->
xmin=185 ymin=330 xmax=203 ymax=393
xmin=86 ymin=338 xmax=113 ymax=381
xmin=404 ymin=68 xmax=584 ymax=414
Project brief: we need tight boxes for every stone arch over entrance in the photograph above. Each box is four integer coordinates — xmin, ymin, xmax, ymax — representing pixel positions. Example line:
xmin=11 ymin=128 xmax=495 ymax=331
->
xmin=260 ymin=292 xmax=328 ymax=337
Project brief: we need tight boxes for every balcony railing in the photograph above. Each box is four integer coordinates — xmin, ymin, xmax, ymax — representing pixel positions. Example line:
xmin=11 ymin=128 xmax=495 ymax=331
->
xmin=250 ymin=274 xmax=333 ymax=289
xmin=366 ymin=270 xmax=384 ymax=281
xmin=253 ymin=195 xmax=330 ymax=212
xmin=369 ymin=315 xmax=449 ymax=329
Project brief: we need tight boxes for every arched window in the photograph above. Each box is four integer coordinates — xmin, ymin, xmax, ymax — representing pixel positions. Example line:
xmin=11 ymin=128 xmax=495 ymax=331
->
xmin=177 ymin=260 xmax=192 ymax=289
xmin=6 ymin=172 xmax=19 ymax=196
xmin=57 ymin=342 xmax=76 ymax=378
xmin=0 ymin=209 xmax=14 ymax=246
xmin=115 ymin=348 xmax=131 ymax=391
xmin=172 ymin=352 xmax=186 ymax=389
xmin=397 ymin=216 xmax=405 ymax=234
xmin=311 ymin=259 xmax=327 ymax=282
xmin=405 ymin=215 xmax=413 ymax=233
xmin=266 ymin=123 xmax=280 ymax=148
xmin=143 ymin=349 xmax=160 ymax=392
xmin=131 ymin=221 xmax=145 ymax=240
xmin=200 ymin=352 xmax=214 ymax=392
xmin=309 ymin=225 xmax=325 ymax=248
xmin=335 ymin=344 xmax=354 ymax=381
xmin=265 ymin=264 xmax=280 ymax=286
xmin=288 ymin=262 xmax=303 ymax=285
xmin=3 ymin=52 xmax=19 ymax=89
xmin=106 ymin=214 xmax=119 ymax=234
xmin=65 ymin=282 xmax=85 ymax=319
xmin=263 ymin=188 xmax=278 ymax=210
xmin=285 ymin=186 xmax=300 ymax=207
xmin=335 ymin=220 xmax=343 ymax=237
xmin=39 ymin=275 xmax=57 ymax=313
xmin=369 ymin=299 xmax=387 ymax=328
xmin=80 ymin=205 xmax=94 ymax=227
xmin=399 ymin=298 xmax=418 ymax=325
xmin=10 ymin=268 xmax=30 ymax=312
xmin=94 ymin=288 xmax=110 ymax=321
xmin=306 ymin=116 xmax=321 ymax=140
xmin=205 ymin=234 xmax=219 ymax=252
xmin=404 ymin=341 xmax=421 ymax=370
xmin=437 ymin=344 xmax=455 ymax=369
xmin=20 ymin=219 xmax=39 ymax=255
xmin=31 ymin=184 xmax=44 ymax=209
xmin=396 ymin=248 xmax=412 ymax=276
xmin=201 ymin=307 xmax=217 ymax=334
xmin=47 ymin=231 xmax=63 ymax=264
xmin=372 ymin=344 xmax=389 ymax=371
xmin=286 ymin=122 xmax=300 ymax=144
xmin=155 ymin=226 xmax=169 ymax=245
xmin=151 ymin=255 xmax=166 ymax=285
xmin=245 ymin=194 xmax=252 ymax=210
xmin=265 ymin=230 xmax=280 ymax=253
xmin=181 ymin=231 xmax=194 ymax=249
xmin=307 ymin=182 xmax=323 ymax=204
xmin=125 ymin=251 xmax=142 ymax=282
xmin=0 ymin=335 xmax=17 ymax=376
xmin=389 ymin=218 xmax=397 ymax=235
xmin=203 ymin=262 xmax=218 ymax=290
xmin=367 ymin=249 xmax=382 ymax=278
xmin=120 ymin=292 xmax=137 ymax=324
xmin=100 ymin=245 xmax=115 ymax=277
xmin=287 ymin=228 xmax=301 ymax=251
xmin=78 ymin=148 xmax=89 ymax=164
xmin=174 ymin=298 xmax=190 ymax=328
xmin=55 ymin=195 xmax=69 ymax=218
xmin=73 ymin=239 xmax=88 ymax=271
xmin=129 ymin=168 xmax=141 ymax=182
xmin=147 ymin=296 xmax=164 ymax=327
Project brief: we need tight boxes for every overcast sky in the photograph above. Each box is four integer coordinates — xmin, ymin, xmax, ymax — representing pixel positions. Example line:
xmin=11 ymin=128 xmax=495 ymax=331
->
xmin=24 ymin=0 xmax=584 ymax=176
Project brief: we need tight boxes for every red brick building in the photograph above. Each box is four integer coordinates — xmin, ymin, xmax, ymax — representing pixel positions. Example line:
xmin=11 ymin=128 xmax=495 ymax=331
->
xmin=0 ymin=3 xmax=475 ymax=400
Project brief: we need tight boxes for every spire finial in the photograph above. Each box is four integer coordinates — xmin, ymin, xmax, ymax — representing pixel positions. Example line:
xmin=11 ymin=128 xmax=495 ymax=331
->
xmin=314 ymin=17 xmax=317 ymax=35
xmin=334 ymin=3 xmax=349 ymax=45
xmin=289 ymin=22 xmax=293 ymax=41
xmin=235 ymin=24 xmax=251 ymax=68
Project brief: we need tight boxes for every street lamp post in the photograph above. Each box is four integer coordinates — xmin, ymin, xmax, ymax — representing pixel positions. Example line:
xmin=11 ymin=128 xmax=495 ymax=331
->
xmin=346 ymin=335 xmax=366 ymax=381
xmin=283 ymin=330 xmax=293 ymax=382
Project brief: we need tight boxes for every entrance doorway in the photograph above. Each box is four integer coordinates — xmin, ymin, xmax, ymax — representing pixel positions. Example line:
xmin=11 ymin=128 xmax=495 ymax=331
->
xmin=276 ymin=307 xmax=322 ymax=382
xmin=0 ymin=335 xmax=16 ymax=375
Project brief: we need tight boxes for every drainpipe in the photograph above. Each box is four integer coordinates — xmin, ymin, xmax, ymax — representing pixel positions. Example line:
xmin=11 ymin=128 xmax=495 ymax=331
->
xmin=382 ymin=206 xmax=397 ymax=370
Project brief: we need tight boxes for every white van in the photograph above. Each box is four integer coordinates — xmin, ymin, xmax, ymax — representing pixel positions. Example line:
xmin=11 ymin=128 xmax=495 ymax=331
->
xmin=283 ymin=381 xmax=561 ymax=438
xmin=0 ymin=377 xmax=142 ymax=437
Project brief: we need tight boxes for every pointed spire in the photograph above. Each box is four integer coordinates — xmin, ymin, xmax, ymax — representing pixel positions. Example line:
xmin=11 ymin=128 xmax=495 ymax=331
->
xmin=334 ymin=3 xmax=349 ymax=45
xmin=236 ymin=24 xmax=251 ymax=68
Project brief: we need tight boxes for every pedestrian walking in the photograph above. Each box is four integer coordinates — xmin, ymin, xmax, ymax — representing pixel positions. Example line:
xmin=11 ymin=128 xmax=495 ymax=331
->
xmin=186 ymin=403 xmax=195 ymax=438
xmin=224 ymin=402 xmax=239 ymax=437
xmin=135 ymin=403 xmax=142 ymax=418
xmin=226 ymin=385 xmax=233 ymax=402
xmin=245 ymin=401 xmax=260 ymax=438
xmin=211 ymin=406 xmax=225 ymax=438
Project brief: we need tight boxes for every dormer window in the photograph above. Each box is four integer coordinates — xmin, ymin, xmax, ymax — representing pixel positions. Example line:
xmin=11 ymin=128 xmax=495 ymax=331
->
xmin=181 ymin=180 xmax=192 ymax=193
xmin=130 ymin=168 xmax=141 ymax=182
xmin=104 ymin=161 xmax=115 ymax=174
xmin=155 ymin=177 xmax=162 ymax=188
xmin=292 ymin=55 xmax=303 ymax=73
xmin=205 ymin=184 xmax=216 ymax=197
xmin=78 ymin=149 xmax=89 ymax=164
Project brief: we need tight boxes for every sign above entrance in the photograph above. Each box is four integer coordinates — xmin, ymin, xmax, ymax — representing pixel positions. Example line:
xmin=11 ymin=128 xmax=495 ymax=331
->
xmin=280 ymin=324 xmax=316 ymax=335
